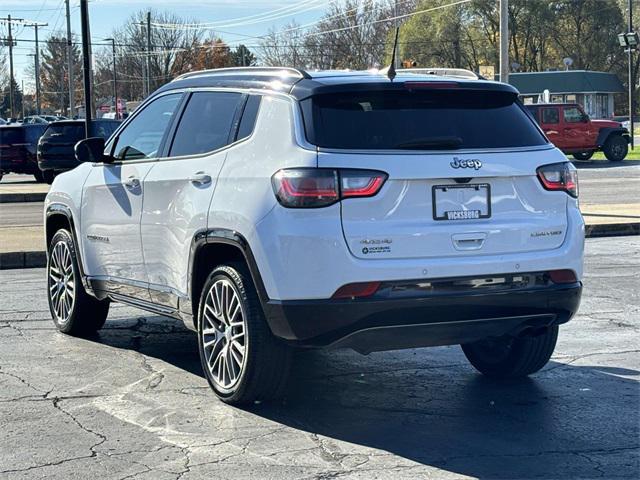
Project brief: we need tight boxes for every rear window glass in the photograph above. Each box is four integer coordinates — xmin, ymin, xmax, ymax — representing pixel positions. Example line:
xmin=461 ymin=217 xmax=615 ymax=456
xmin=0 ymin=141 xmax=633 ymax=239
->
xmin=91 ymin=121 xmax=119 ymax=139
xmin=0 ymin=128 xmax=23 ymax=144
xmin=542 ymin=108 xmax=559 ymax=124
xmin=42 ymin=124 xmax=85 ymax=141
xmin=236 ymin=95 xmax=261 ymax=141
xmin=302 ymin=89 xmax=547 ymax=150
xmin=169 ymin=91 xmax=242 ymax=157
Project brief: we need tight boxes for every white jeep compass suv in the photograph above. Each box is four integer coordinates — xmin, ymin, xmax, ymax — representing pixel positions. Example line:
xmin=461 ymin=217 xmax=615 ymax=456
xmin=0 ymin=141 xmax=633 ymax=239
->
xmin=44 ymin=67 xmax=584 ymax=404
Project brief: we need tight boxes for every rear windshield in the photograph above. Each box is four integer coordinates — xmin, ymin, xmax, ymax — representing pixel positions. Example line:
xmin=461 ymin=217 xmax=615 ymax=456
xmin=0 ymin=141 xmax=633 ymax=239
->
xmin=0 ymin=128 xmax=23 ymax=144
xmin=41 ymin=122 xmax=119 ymax=142
xmin=42 ymin=124 xmax=85 ymax=142
xmin=92 ymin=121 xmax=119 ymax=139
xmin=301 ymin=89 xmax=547 ymax=150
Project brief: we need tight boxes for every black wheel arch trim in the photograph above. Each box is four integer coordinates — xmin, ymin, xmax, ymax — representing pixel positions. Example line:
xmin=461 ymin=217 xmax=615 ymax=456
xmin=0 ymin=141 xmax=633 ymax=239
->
xmin=596 ymin=127 xmax=630 ymax=147
xmin=45 ymin=203 xmax=94 ymax=295
xmin=185 ymin=228 xmax=270 ymax=328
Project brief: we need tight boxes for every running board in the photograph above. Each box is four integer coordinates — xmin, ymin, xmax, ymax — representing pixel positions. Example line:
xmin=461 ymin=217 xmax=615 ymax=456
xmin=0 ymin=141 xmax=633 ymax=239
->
xmin=109 ymin=292 xmax=178 ymax=318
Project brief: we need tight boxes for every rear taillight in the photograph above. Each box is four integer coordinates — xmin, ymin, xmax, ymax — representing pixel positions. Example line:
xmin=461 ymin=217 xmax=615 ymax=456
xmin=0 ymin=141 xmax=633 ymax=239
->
xmin=548 ymin=269 xmax=577 ymax=284
xmin=536 ymin=162 xmax=578 ymax=198
xmin=272 ymin=168 xmax=387 ymax=208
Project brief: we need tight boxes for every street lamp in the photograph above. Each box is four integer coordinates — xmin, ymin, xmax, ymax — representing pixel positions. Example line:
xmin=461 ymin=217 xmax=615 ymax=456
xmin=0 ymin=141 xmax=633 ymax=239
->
xmin=619 ymin=0 xmax=638 ymax=149
xmin=104 ymin=38 xmax=118 ymax=120
xmin=618 ymin=32 xmax=639 ymax=48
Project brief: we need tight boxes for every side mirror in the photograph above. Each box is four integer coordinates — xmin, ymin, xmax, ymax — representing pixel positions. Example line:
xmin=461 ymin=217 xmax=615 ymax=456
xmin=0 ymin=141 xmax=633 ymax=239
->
xmin=75 ymin=137 xmax=113 ymax=164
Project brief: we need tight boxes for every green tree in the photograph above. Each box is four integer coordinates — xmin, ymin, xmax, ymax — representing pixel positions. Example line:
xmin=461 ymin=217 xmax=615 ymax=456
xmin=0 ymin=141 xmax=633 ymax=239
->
xmin=34 ymin=35 xmax=83 ymax=115
xmin=231 ymin=45 xmax=256 ymax=67
xmin=0 ymin=78 xmax=23 ymax=119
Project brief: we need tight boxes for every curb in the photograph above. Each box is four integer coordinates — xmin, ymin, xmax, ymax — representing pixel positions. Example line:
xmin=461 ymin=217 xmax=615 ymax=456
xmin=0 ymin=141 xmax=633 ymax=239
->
xmin=585 ymin=222 xmax=640 ymax=238
xmin=0 ymin=251 xmax=47 ymax=270
xmin=0 ymin=193 xmax=47 ymax=203
xmin=1 ymin=224 xmax=638 ymax=270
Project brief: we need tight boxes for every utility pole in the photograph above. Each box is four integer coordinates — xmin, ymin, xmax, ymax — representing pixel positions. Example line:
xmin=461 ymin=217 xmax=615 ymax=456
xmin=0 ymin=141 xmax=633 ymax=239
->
xmin=629 ymin=0 xmax=635 ymax=150
xmin=21 ymin=80 xmax=25 ymax=118
xmin=499 ymin=0 xmax=509 ymax=83
xmin=105 ymin=38 xmax=118 ymax=119
xmin=65 ymin=0 xmax=75 ymax=117
xmin=27 ymin=53 xmax=41 ymax=116
xmin=394 ymin=0 xmax=399 ymax=69
xmin=24 ymin=21 xmax=47 ymax=115
xmin=0 ymin=15 xmax=22 ymax=119
xmin=146 ymin=11 xmax=152 ymax=98
xmin=34 ymin=24 xmax=42 ymax=115
xmin=79 ymin=0 xmax=93 ymax=135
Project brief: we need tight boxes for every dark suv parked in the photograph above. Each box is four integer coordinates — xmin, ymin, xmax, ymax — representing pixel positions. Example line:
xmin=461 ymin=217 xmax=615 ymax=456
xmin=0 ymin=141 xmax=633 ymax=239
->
xmin=0 ymin=124 xmax=48 ymax=182
xmin=38 ymin=119 xmax=120 ymax=183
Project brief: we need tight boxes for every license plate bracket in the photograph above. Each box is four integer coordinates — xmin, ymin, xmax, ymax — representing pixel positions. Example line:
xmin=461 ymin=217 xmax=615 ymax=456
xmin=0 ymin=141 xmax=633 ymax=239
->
xmin=432 ymin=183 xmax=491 ymax=221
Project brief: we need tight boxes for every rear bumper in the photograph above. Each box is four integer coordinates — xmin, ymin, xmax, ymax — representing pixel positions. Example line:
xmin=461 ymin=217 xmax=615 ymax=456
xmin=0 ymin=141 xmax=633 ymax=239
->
xmin=263 ymin=281 xmax=582 ymax=353
xmin=38 ymin=153 xmax=79 ymax=172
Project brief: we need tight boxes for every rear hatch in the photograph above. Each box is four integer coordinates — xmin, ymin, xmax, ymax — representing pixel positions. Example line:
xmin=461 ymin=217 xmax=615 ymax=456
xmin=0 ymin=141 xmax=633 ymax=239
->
xmin=303 ymin=84 xmax=569 ymax=260
xmin=39 ymin=123 xmax=84 ymax=160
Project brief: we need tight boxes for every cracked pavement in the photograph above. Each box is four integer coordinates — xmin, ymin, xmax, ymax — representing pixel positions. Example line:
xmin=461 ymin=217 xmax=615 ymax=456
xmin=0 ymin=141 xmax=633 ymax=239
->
xmin=0 ymin=236 xmax=638 ymax=479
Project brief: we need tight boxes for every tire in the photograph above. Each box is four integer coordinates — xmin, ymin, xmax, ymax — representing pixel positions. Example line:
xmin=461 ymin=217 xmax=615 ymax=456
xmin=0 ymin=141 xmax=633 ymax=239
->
xmin=0 ymin=171 xmax=3 ymax=182
xmin=47 ymin=229 xmax=109 ymax=336
xmin=43 ymin=170 xmax=56 ymax=185
xmin=461 ymin=326 xmax=558 ymax=378
xmin=197 ymin=263 xmax=292 ymax=405
xmin=572 ymin=151 xmax=594 ymax=161
xmin=603 ymin=135 xmax=628 ymax=162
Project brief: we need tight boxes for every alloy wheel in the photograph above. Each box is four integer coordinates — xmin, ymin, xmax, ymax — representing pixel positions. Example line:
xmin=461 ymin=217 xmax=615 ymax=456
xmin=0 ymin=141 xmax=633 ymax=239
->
xmin=201 ymin=278 xmax=247 ymax=393
xmin=48 ymin=241 xmax=75 ymax=324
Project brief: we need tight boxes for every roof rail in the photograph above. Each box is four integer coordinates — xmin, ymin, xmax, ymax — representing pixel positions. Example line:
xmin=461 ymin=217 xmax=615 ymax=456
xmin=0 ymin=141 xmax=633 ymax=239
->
xmin=174 ymin=66 xmax=311 ymax=81
xmin=398 ymin=68 xmax=479 ymax=80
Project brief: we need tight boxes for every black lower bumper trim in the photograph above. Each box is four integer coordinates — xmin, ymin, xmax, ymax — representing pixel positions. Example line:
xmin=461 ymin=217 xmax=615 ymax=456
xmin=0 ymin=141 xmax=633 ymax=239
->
xmin=263 ymin=283 xmax=582 ymax=351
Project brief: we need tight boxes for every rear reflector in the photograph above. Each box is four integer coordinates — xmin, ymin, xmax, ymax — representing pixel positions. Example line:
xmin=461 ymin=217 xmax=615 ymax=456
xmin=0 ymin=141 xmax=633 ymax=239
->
xmin=548 ymin=269 xmax=577 ymax=284
xmin=332 ymin=282 xmax=381 ymax=299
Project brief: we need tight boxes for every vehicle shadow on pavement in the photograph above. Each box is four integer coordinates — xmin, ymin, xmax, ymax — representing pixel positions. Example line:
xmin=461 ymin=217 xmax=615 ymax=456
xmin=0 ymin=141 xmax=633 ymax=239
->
xmin=249 ymin=349 xmax=639 ymax=478
xmin=94 ymin=317 xmax=639 ymax=479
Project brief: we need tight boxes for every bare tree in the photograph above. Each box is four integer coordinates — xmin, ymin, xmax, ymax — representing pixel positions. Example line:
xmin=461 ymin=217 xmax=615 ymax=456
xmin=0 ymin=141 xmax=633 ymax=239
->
xmin=94 ymin=10 xmax=206 ymax=102
xmin=260 ymin=22 xmax=307 ymax=68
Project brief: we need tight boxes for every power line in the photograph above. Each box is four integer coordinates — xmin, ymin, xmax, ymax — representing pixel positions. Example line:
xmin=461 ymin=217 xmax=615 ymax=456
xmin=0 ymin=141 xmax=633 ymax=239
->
xmin=302 ymin=0 xmax=473 ymax=39
xmin=150 ymin=0 xmax=331 ymax=30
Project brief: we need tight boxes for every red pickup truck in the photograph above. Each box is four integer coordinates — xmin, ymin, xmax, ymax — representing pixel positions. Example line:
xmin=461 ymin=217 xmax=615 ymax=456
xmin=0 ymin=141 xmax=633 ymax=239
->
xmin=526 ymin=103 xmax=630 ymax=162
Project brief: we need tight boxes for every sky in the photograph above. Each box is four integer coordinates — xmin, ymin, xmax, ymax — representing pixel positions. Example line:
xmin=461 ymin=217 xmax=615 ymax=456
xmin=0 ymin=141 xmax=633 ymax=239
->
xmin=1 ymin=0 xmax=332 ymax=93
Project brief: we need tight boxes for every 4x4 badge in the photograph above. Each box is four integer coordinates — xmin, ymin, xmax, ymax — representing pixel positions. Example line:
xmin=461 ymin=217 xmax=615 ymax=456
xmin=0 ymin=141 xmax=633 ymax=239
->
xmin=451 ymin=157 xmax=482 ymax=170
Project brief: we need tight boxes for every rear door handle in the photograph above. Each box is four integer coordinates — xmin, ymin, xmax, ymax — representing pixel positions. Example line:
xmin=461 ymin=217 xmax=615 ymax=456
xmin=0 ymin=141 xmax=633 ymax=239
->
xmin=123 ymin=175 xmax=140 ymax=190
xmin=189 ymin=172 xmax=212 ymax=185
xmin=452 ymin=232 xmax=487 ymax=251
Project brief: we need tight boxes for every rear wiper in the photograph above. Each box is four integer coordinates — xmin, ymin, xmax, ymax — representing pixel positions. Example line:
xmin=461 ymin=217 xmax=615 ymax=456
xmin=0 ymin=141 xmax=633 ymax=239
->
xmin=394 ymin=136 xmax=463 ymax=150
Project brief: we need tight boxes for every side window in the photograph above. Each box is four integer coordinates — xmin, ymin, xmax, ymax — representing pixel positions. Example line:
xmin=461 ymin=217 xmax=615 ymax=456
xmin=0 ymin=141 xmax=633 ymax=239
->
xmin=236 ymin=95 xmax=262 ymax=141
xmin=564 ymin=107 xmax=585 ymax=123
xmin=168 ymin=92 xmax=242 ymax=157
xmin=112 ymin=94 xmax=182 ymax=161
xmin=541 ymin=108 xmax=559 ymax=124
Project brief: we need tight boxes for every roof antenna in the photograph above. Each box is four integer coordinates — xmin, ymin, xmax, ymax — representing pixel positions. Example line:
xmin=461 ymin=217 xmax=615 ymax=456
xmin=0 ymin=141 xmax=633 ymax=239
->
xmin=387 ymin=27 xmax=400 ymax=81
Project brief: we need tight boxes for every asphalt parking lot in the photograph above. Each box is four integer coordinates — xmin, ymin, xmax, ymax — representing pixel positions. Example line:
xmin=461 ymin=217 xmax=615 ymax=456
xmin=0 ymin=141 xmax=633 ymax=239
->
xmin=1 ymin=236 xmax=639 ymax=479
